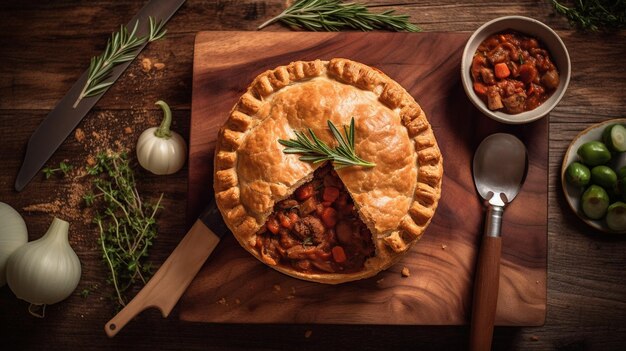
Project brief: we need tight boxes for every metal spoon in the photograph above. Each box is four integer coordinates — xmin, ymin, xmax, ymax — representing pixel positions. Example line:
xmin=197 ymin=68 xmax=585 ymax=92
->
xmin=469 ymin=133 xmax=527 ymax=351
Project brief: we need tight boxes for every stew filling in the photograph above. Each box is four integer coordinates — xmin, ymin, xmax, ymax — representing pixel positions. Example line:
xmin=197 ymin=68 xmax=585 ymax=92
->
xmin=471 ymin=31 xmax=560 ymax=114
xmin=255 ymin=164 xmax=375 ymax=274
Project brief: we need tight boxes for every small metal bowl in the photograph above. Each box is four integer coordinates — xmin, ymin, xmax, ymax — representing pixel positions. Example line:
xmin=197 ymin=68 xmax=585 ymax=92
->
xmin=562 ymin=119 xmax=626 ymax=234
xmin=461 ymin=16 xmax=571 ymax=124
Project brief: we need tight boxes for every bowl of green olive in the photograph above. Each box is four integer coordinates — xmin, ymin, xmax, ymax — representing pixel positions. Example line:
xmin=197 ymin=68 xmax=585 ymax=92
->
xmin=562 ymin=119 xmax=626 ymax=233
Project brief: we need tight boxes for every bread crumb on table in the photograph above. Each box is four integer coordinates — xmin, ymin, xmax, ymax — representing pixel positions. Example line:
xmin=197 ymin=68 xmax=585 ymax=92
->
xmin=530 ymin=335 xmax=539 ymax=341
xmin=401 ymin=267 xmax=410 ymax=277
xmin=217 ymin=297 xmax=227 ymax=305
xmin=441 ymin=244 xmax=447 ymax=250
xmin=304 ymin=330 xmax=313 ymax=338
xmin=141 ymin=58 xmax=152 ymax=72
xmin=75 ymin=128 xmax=85 ymax=142
xmin=23 ymin=201 xmax=61 ymax=213
xmin=273 ymin=284 xmax=281 ymax=293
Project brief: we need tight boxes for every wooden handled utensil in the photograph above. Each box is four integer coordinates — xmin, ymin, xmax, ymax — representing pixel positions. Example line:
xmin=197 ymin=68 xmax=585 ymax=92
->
xmin=104 ymin=201 xmax=228 ymax=337
xmin=470 ymin=133 xmax=527 ymax=351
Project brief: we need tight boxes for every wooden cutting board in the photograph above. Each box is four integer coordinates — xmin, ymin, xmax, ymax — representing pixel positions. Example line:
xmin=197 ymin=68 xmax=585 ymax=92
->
xmin=180 ymin=32 xmax=547 ymax=326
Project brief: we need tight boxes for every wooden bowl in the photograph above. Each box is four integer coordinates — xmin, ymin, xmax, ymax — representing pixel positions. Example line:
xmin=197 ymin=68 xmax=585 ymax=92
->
xmin=561 ymin=119 xmax=626 ymax=234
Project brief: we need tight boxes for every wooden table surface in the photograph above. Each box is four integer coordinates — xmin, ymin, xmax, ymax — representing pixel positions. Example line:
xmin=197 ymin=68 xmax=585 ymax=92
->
xmin=0 ymin=1 xmax=624 ymax=350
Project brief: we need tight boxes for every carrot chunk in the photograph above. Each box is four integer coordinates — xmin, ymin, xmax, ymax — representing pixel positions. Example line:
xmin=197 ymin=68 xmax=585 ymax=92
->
xmin=332 ymin=246 xmax=347 ymax=263
xmin=473 ymin=82 xmax=488 ymax=96
xmin=295 ymin=184 xmax=314 ymax=201
xmin=266 ymin=217 xmax=280 ymax=234
xmin=494 ymin=63 xmax=510 ymax=79
xmin=321 ymin=207 xmax=338 ymax=228
xmin=278 ymin=212 xmax=293 ymax=229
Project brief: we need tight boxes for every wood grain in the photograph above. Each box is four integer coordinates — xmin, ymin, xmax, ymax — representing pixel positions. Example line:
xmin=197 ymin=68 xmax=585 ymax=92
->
xmin=469 ymin=235 xmax=502 ymax=351
xmin=180 ymin=31 xmax=547 ymax=326
xmin=0 ymin=1 xmax=625 ymax=350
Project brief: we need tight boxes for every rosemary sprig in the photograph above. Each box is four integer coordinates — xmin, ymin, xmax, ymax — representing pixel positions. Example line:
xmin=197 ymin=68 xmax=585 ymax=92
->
xmin=279 ymin=118 xmax=375 ymax=169
xmin=258 ymin=0 xmax=420 ymax=32
xmin=84 ymin=151 xmax=163 ymax=307
xmin=551 ymin=0 xmax=625 ymax=31
xmin=73 ymin=17 xmax=167 ymax=108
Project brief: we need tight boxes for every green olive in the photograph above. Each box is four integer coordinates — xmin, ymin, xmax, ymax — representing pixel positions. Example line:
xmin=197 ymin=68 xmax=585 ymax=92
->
xmin=577 ymin=141 xmax=611 ymax=167
xmin=590 ymin=165 xmax=618 ymax=188
xmin=606 ymin=202 xmax=626 ymax=231
xmin=565 ymin=162 xmax=590 ymax=187
xmin=581 ymin=185 xmax=610 ymax=220
xmin=602 ymin=124 xmax=626 ymax=152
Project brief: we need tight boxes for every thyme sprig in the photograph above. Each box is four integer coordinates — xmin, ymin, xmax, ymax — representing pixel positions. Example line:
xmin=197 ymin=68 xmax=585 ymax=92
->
xmin=42 ymin=161 xmax=73 ymax=179
xmin=258 ymin=0 xmax=420 ymax=32
xmin=279 ymin=118 xmax=375 ymax=169
xmin=84 ymin=151 xmax=163 ymax=307
xmin=73 ymin=17 xmax=167 ymax=108
xmin=551 ymin=0 xmax=625 ymax=31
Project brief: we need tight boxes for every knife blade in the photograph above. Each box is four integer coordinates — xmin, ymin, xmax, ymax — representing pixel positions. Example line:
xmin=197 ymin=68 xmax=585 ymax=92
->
xmin=14 ymin=0 xmax=186 ymax=191
xmin=104 ymin=200 xmax=228 ymax=337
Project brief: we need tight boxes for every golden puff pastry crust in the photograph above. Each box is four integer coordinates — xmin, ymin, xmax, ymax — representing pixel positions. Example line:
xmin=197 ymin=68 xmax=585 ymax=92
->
xmin=214 ymin=58 xmax=443 ymax=284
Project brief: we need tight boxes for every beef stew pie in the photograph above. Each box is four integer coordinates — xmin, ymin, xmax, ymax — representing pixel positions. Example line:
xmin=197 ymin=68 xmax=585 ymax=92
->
xmin=213 ymin=58 xmax=443 ymax=284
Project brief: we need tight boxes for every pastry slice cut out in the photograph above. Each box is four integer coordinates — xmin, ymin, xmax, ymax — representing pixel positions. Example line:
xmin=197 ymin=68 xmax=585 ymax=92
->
xmin=214 ymin=58 xmax=443 ymax=284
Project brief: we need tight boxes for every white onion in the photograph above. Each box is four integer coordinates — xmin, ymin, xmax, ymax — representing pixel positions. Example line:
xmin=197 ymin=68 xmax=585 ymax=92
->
xmin=6 ymin=217 xmax=81 ymax=307
xmin=0 ymin=202 xmax=28 ymax=286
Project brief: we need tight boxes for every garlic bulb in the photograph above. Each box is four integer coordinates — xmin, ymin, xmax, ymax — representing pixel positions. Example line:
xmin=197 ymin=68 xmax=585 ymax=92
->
xmin=137 ymin=100 xmax=187 ymax=175
xmin=0 ymin=202 xmax=28 ymax=287
xmin=6 ymin=217 xmax=81 ymax=306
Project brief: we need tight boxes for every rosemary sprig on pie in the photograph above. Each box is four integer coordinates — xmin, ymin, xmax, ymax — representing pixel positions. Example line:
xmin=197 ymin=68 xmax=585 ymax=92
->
xmin=73 ymin=17 xmax=167 ymax=108
xmin=257 ymin=0 xmax=420 ymax=32
xmin=279 ymin=118 xmax=375 ymax=169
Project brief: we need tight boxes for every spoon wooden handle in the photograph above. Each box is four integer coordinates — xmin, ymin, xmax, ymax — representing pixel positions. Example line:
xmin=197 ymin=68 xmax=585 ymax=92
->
xmin=469 ymin=235 xmax=502 ymax=351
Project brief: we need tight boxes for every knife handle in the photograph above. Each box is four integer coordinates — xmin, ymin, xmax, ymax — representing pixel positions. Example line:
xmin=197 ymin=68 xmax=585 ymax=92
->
xmin=104 ymin=219 xmax=220 ymax=337
xmin=469 ymin=235 xmax=502 ymax=351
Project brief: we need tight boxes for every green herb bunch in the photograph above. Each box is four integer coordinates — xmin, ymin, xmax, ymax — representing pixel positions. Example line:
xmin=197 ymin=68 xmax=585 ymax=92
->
xmin=73 ymin=17 xmax=167 ymax=108
xmin=551 ymin=0 xmax=625 ymax=31
xmin=279 ymin=118 xmax=376 ymax=169
xmin=84 ymin=151 xmax=163 ymax=307
xmin=258 ymin=0 xmax=420 ymax=32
